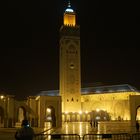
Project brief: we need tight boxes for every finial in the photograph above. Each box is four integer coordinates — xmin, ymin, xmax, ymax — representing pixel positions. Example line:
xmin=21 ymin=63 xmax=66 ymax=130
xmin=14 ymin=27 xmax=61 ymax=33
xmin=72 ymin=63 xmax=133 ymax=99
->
xmin=65 ymin=0 xmax=74 ymax=13
xmin=68 ymin=0 xmax=71 ymax=8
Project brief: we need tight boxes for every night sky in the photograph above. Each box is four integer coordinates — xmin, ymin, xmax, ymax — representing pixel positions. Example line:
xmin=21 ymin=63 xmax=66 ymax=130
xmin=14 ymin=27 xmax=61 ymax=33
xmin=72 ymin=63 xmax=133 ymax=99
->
xmin=1 ymin=0 xmax=139 ymax=99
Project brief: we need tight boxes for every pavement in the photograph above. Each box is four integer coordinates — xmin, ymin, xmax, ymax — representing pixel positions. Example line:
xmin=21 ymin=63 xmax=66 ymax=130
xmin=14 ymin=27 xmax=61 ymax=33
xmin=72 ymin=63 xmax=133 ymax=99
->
xmin=0 ymin=127 xmax=44 ymax=140
xmin=0 ymin=122 xmax=97 ymax=140
xmin=52 ymin=122 xmax=97 ymax=136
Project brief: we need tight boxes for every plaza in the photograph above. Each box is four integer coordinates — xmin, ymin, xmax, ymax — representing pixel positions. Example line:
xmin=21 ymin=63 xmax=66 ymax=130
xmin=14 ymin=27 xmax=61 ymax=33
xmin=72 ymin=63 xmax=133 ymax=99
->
xmin=1 ymin=122 xmax=140 ymax=140
xmin=0 ymin=122 xmax=92 ymax=140
xmin=0 ymin=1 xmax=140 ymax=138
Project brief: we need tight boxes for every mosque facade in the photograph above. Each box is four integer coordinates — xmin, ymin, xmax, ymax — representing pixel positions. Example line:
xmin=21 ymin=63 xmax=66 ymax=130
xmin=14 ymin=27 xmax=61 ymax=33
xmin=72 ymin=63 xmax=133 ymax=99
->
xmin=0 ymin=2 xmax=140 ymax=131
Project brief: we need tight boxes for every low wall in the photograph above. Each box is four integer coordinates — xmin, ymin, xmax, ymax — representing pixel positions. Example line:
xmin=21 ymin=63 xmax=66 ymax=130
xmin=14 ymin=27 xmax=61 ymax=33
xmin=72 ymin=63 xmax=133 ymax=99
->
xmin=98 ymin=121 xmax=131 ymax=133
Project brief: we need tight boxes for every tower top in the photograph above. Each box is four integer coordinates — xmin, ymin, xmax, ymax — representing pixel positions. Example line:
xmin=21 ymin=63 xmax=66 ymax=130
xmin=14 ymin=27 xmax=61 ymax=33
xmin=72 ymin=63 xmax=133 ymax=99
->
xmin=65 ymin=0 xmax=74 ymax=13
xmin=63 ymin=0 xmax=76 ymax=26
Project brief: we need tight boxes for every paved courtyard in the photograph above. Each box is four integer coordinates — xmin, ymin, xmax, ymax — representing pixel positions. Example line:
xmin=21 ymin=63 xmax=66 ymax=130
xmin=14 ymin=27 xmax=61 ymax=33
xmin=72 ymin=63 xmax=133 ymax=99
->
xmin=0 ymin=131 xmax=15 ymax=140
xmin=52 ymin=122 xmax=96 ymax=136
xmin=0 ymin=122 xmax=95 ymax=140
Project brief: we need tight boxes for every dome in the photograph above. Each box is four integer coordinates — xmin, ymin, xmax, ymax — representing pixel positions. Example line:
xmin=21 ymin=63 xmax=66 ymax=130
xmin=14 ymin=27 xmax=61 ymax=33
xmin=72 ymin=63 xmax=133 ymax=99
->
xmin=65 ymin=7 xmax=74 ymax=13
xmin=65 ymin=1 xmax=74 ymax=13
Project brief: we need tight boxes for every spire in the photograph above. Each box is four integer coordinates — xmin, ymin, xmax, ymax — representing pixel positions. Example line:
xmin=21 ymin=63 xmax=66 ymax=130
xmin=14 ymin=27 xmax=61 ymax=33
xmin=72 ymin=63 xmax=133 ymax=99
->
xmin=65 ymin=0 xmax=74 ymax=13
xmin=68 ymin=0 xmax=71 ymax=8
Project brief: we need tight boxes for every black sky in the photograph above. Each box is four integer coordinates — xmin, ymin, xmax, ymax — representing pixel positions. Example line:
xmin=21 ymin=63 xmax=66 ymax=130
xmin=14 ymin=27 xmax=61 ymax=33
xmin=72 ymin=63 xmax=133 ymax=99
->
xmin=1 ymin=0 xmax=140 ymax=98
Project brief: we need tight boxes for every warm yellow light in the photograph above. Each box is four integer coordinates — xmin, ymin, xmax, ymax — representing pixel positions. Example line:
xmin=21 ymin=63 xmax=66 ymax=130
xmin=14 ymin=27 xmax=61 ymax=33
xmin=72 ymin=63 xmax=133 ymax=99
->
xmin=47 ymin=108 xmax=51 ymax=113
xmin=96 ymin=109 xmax=100 ymax=112
xmin=85 ymin=111 xmax=88 ymax=114
xmin=64 ymin=13 xmax=76 ymax=26
xmin=0 ymin=95 xmax=4 ymax=99
xmin=79 ymin=111 xmax=82 ymax=114
xmin=65 ymin=111 xmax=68 ymax=114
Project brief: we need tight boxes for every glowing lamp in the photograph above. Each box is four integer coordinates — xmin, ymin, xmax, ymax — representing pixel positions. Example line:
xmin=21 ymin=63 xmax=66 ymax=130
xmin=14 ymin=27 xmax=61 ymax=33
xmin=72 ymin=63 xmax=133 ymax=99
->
xmin=47 ymin=108 xmax=51 ymax=113
xmin=0 ymin=95 xmax=4 ymax=99
xmin=96 ymin=109 xmax=100 ymax=112
xmin=79 ymin=111 xmax=82 ymax=114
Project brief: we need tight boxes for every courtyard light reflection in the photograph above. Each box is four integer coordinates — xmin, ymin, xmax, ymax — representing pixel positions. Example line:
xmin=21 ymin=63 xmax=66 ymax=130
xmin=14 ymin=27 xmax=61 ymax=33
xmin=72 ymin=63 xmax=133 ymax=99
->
xmin=65 ymin=123 xmax=68 ymax=134
xmin=79 ymin=122 xmax=82 ymax=136
xmin=72 ymin=123 xmax=75 ymax=133
xmin=44 ymin=122 xmax=52 ymax=134
xmin=86 ymin=122 xmax=89 ymax=134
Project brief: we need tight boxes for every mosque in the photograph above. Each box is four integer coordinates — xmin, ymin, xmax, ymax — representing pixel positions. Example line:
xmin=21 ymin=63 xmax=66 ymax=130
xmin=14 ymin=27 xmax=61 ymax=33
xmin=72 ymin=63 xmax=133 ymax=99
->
xmin=0 ymin=1 xmax=140 ymax=132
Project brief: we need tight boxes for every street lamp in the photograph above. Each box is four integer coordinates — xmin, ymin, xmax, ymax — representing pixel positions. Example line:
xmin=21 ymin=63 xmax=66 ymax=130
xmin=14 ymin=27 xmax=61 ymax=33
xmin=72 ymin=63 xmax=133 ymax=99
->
xmin=0 ymin=95 xmax=4 ymax=99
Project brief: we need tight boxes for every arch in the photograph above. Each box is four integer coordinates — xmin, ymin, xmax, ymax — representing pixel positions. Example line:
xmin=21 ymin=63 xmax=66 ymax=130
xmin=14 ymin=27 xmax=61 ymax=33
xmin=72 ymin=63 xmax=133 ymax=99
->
xmin=67 ymin=43 xmax=77 ymax=54
xmin=37 ymin=96 xmax=62 ymax=128
xmin=17 ymin=106 xmax=26 ymax=122
xmin=71 ymin=114 xmax=76 ymax=122
xmin=130 ymin=95 xmax=140 ymax=132
xmin=66 ymin=114 xmax=70 ymax=122
xmin=76 ymin=114 xmax=80 ymax=121
xmin=15 ymin=103 xmax=37 ymax=126
xmin=92 ymin=110 xmax=110 ymax=121
xmin=82 ymin=114 xmax=86 ymax=122
xmin=87 ymin=114 xmax=91 ymax=121
xmin=46 ymin=106 xmax=56 ymax=127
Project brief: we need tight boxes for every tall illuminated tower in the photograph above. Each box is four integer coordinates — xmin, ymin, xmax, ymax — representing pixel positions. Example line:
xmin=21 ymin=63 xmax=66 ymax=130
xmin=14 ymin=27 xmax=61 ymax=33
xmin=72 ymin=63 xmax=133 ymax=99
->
xmin=59 ymin=1 xmax=81 ymax=113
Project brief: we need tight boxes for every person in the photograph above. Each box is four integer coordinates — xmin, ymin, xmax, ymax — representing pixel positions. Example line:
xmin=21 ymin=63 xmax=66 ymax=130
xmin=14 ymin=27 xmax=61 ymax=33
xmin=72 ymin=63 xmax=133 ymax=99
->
xmin=15 ymin=119 xmax=35 ymax=140
xmin=136 ymin=120 xmax=139 ymax=132
xmin=90 ymin=120 xmax=92 ymax=127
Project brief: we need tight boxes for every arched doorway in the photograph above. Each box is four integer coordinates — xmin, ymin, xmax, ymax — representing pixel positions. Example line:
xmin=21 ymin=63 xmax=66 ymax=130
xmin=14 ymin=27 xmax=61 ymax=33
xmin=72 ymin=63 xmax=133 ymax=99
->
xmin=0 ymin=106 xmax=4 ymax=127
xmin=46 ymin=106 xmax=56 ymax=127
xmin=87 ymin=114 xmax=91 ymax=121
xmin=18 ymin=107 xmax=26 ymax=123
xmin=76 ymin=114 xmax=80 ymax=121
xmin=66 ymin=114 xmax=70 ymax=122
xmin=92 ymin=110 xmax=110 ymax=121
xmin=130 ymin=95 xmax=140 ymax=132
xmin=72 ymin=114 xmax=76 ymax=122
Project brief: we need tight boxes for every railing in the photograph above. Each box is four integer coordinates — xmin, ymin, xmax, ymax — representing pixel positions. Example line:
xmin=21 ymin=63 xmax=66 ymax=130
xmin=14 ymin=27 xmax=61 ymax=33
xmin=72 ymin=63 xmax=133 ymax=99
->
xmin=34 ymin=133 xmax=140 ymax=140
xmin=34 ymin=134 xmax=81 ymax=140
xmin=132 ymin=133 xmax=140 ymax=140
xmin=34 ymin=127 xmax=53 ymax=140
xmin=34 ymin=133 xmax=50 ymax=140
xmin=83 ymin=133 xmax=131 ymax=140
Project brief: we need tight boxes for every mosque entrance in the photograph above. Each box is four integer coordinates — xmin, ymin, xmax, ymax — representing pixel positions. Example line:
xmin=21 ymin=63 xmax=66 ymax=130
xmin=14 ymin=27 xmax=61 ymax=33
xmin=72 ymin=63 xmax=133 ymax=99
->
xmin=46 ymin=106 xmax=56 ymax=127
xmin=92 ymin=110 xmax=110 ymax=121
xmin=130 ymin=95 xmax=140 ymax=132
xmin=15 ymin=106 xmax=27 ymax=127
xmin=18 ymin=107 xmax=26 ymax=123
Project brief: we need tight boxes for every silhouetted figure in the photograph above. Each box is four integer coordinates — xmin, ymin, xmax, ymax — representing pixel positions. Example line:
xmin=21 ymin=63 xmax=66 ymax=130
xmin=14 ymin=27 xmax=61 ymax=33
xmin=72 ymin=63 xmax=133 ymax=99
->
xmin=136 ymin=121 xmax=139 ymax=132
xmin=15 ymin=119 xmax=34 ymax=140
xmin=90 ymin=120 xmax=92 ymax=127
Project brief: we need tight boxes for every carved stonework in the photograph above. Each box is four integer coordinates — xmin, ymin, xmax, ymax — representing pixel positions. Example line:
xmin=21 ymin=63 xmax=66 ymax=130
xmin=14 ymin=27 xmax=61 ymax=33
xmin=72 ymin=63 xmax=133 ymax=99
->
xmin=60 ymin=25 xmax=80 ymax=37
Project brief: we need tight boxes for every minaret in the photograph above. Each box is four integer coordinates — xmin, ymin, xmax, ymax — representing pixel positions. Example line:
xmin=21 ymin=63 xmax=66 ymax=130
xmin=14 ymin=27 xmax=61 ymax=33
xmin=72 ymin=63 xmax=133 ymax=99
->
xmin=59 ymin=1 xmax=81 ymax=113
